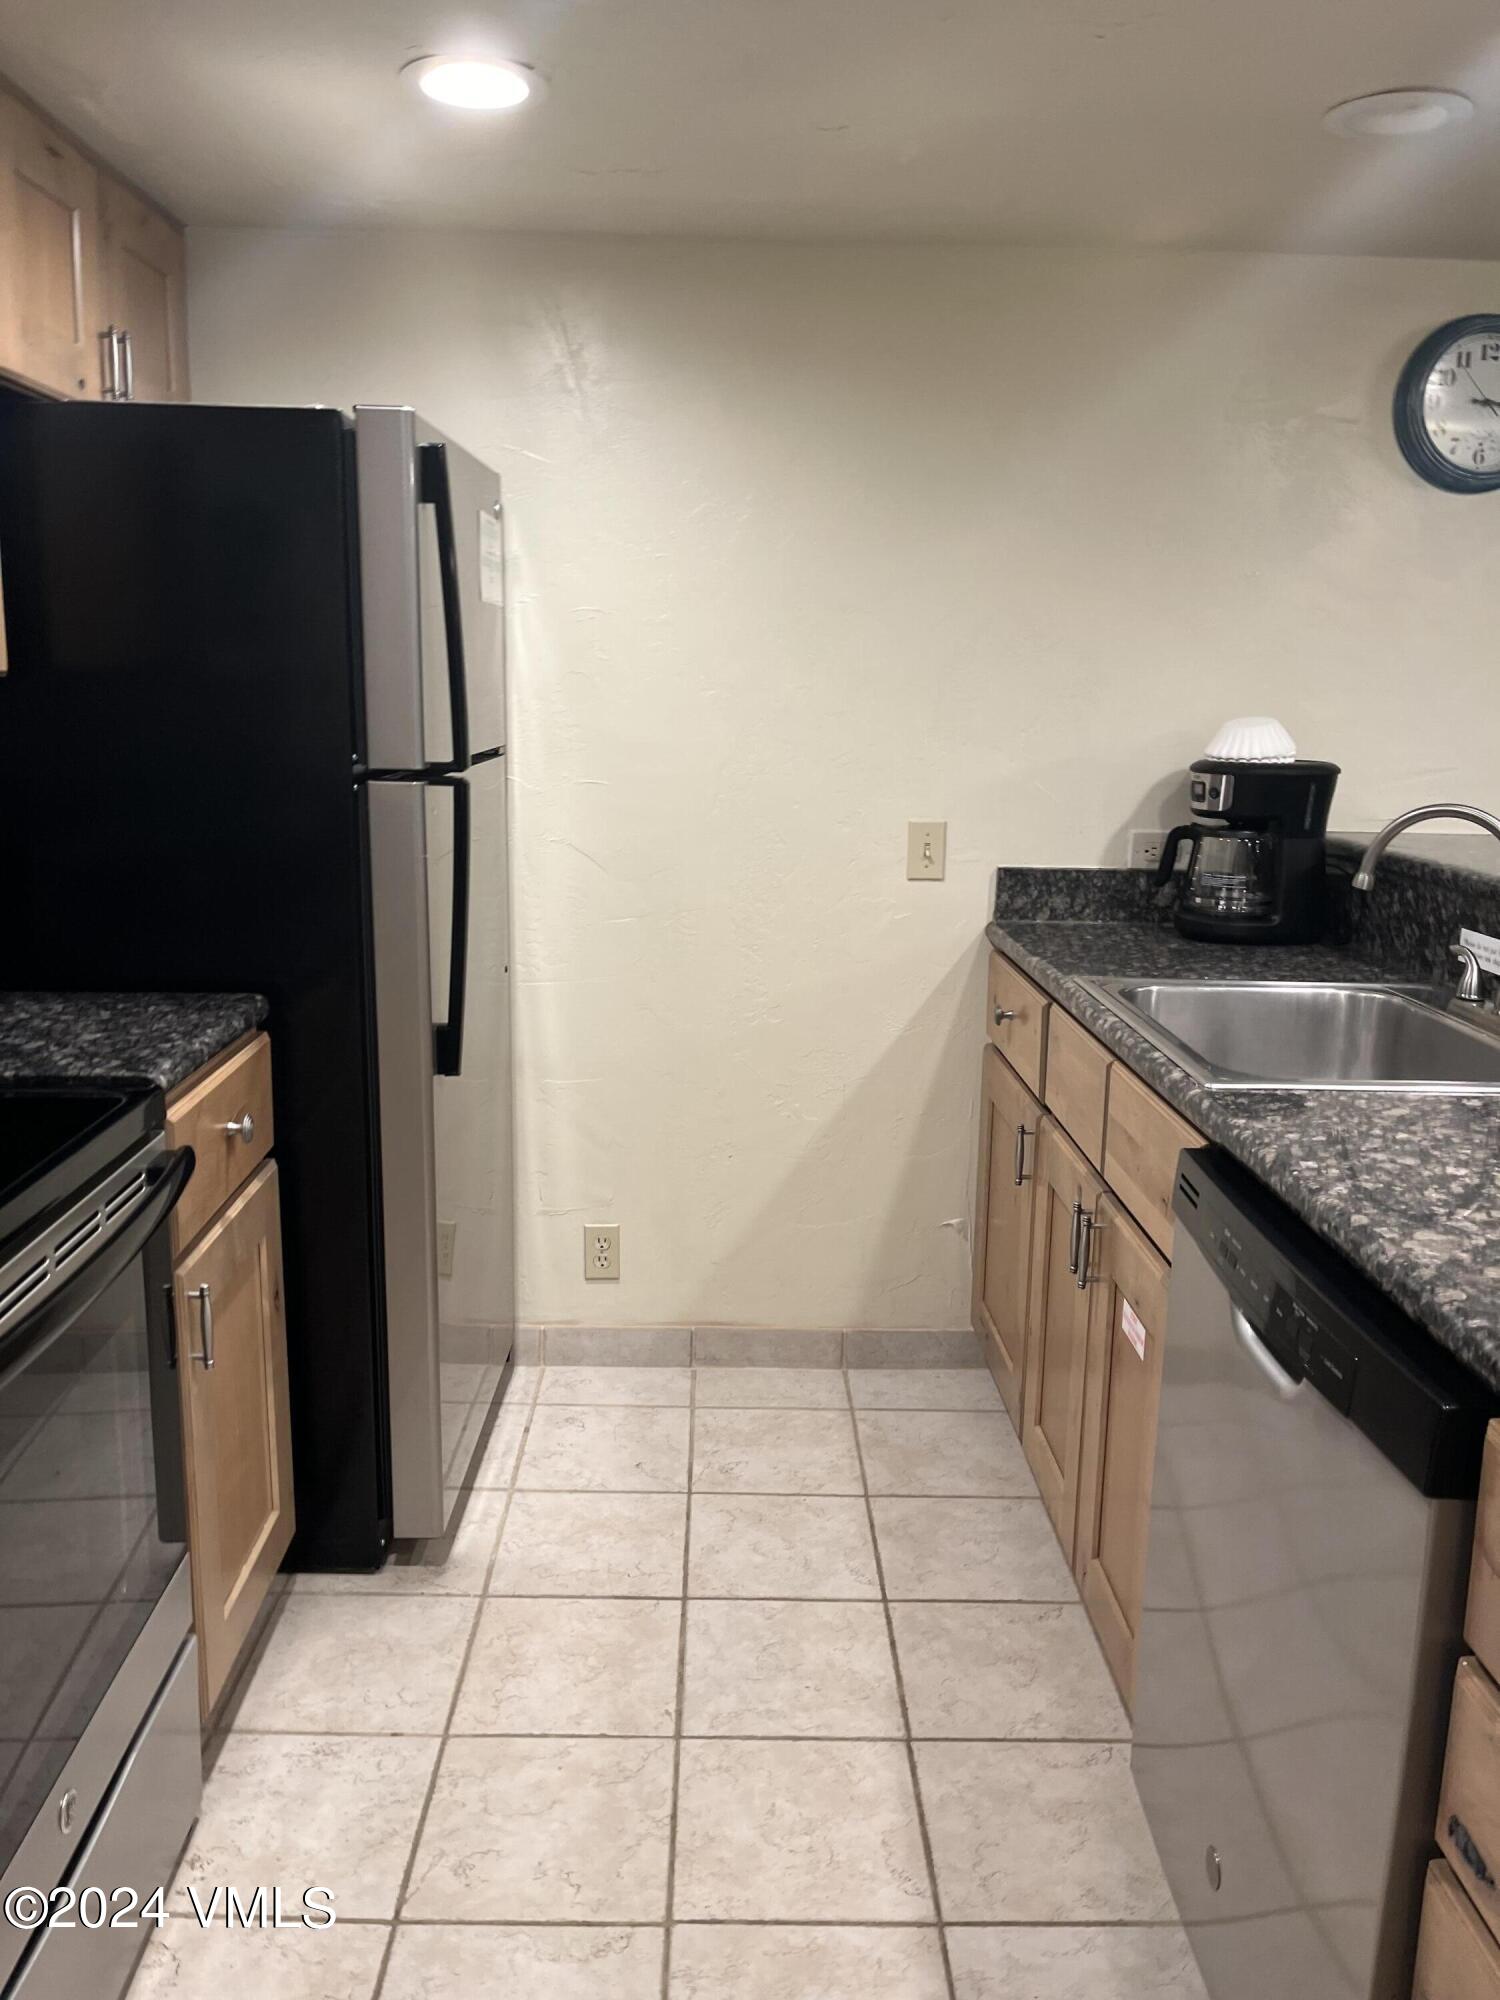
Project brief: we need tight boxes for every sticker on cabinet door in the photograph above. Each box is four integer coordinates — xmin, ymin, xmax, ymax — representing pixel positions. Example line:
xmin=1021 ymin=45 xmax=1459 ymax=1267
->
xmin=1122 ymin=1299 xmax=1148 ymax=1361
xmin=478 ymin=509 xmax=505 ymax=607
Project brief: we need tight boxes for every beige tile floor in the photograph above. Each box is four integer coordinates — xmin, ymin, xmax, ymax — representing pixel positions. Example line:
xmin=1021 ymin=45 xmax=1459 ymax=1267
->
xmin=128 ymin=1361 xmax=1208 ymax=2000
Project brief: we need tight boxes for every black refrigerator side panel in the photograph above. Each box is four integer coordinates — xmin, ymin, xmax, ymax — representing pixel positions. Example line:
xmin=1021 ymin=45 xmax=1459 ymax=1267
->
xmin=0 ymin=402 xmax=390 ymax=1568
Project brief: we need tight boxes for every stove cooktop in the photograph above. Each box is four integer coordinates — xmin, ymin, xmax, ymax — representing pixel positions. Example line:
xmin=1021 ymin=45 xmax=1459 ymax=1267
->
xmin=0 ymin=1082 xmax=165 ymax=1249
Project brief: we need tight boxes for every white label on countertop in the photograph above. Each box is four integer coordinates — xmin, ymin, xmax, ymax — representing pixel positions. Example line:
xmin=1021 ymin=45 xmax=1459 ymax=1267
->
xmin=1122 ymin=1299 xmax=1148 ymax=1362
xmin=1460 ymin=927 xmax=1500 ymax=976
xmin=479 ymin=509 xmax=505 ymax=607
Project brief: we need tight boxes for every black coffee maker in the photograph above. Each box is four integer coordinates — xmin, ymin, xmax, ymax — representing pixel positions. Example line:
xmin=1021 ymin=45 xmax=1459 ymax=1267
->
xmin=1156 ymin=751 xmax=1340 ymax=944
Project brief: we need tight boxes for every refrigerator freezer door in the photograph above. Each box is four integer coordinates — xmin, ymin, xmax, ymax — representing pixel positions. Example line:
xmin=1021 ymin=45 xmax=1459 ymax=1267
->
xmin=356 ymin=406 xmax=505 ymax=772
xmin=430 ymin=754 xmax=515 ymax=1511
xmin=367 ymin=760 xmax=514 ymax=1539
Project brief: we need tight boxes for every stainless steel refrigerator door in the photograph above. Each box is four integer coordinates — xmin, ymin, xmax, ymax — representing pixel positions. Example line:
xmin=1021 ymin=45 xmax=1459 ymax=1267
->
xmin=429 ymin=753 xmax=514 ymax=1510
xmin=1131 ymin=1229 xmax=1471 ymax=2000
xmin=356 ymin=405 xmax=506 ymax=771
xmin=367 ymin=761 xmax=514 ymax=1540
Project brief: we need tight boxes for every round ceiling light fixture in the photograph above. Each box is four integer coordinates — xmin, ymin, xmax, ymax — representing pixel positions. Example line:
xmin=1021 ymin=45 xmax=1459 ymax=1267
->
xmin=402 ymin=55 xmax=542 ymax=110
xmin=1323 ymin=88 xmax=1473 ymax=138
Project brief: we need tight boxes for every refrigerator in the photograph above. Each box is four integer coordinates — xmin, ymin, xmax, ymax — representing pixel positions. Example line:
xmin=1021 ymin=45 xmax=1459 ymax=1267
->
xmin=0 ymin=401 xmax=515 ymax=1566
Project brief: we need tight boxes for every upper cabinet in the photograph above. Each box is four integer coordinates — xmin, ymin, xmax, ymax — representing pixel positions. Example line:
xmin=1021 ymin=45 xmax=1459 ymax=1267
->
xmin=99 ymin=175 xmax=189 ymax=402
xmin=0 ymin=93 xmax=102 ymax=398
xmin=0 ymin=80 xmax=188 ymax=403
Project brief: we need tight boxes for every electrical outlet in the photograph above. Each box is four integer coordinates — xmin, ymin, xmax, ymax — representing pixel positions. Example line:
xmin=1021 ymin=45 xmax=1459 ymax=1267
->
xmin=585 ymin=1223 xmax=621 ymax=1280
xmin=1128 ymin=828 xmax=1169 ymax=871
xmin=907 ymin=820 xmax=947 ymax=880
xmin=436 ymin=1220 xmax=456 ymax=1279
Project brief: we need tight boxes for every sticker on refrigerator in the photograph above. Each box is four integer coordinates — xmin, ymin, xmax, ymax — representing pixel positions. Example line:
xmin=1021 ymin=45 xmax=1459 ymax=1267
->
xmin=1122 ymin=1299 xmax=1148 ymax=1361
xmin=478 ymin=509 xmax=505 ymax=607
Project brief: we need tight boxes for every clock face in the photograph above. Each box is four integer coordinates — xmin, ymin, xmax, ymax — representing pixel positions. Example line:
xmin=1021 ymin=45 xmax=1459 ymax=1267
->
xmin=1396 ymin=317 xmax=1500 ymax=492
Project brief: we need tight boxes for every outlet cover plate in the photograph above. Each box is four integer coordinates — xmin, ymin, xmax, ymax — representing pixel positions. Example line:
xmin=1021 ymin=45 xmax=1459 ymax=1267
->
xmin=907 ymin=820 xmax=947 ymax=880
xmin=585 ymin=1223 xmax=621 ymax=1280
xmin=1128 ymin=829 xmax=1168 ymax=870
xmin=436 ymin=1220 xmax=456 ymax=1280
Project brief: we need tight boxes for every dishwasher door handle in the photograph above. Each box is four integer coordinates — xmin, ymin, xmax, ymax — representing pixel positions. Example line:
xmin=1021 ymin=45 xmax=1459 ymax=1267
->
xmin=1231 ymin=1306 xmax=1302 ymax=1400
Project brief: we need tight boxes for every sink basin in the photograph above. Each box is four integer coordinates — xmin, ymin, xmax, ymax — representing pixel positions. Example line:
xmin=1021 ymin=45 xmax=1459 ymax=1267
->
xmin=1075 ymin=979 xmax=1500 ymax=1092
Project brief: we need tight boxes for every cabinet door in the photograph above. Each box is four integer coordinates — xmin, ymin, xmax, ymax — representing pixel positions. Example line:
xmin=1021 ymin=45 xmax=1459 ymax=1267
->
xmin=1075 ymin=1193 xmax=1169 ymax=1707
xmin=175 ymin=1161 xmax=295 ymax=1715
xmin=0 ymin=93 xmax=102 ymax=398
xmin=100 ymin=173 xmax=189 ymax=402
xmin=972 ymin=1044 xmax=1042 ymax=1428
xmin=1022 ymin=1117 xmax=1104 ymax=1558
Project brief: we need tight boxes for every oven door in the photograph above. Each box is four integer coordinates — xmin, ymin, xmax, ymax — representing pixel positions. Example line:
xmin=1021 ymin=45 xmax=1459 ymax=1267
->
xmin=0 ymin=1137 xmax=193 ymax=1990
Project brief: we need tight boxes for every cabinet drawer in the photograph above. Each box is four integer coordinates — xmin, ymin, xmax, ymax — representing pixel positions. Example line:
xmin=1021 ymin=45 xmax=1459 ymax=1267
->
xmin=988 ymin=953 xmax=1049 ymax=1095
xmin=1045 ymin=1008 xmax=1112 ymax=1169
xmin=167 ymin=1032 xmax=273 ymax=1251
xmin=1416 ymin=1860 xmax=1500 ymax=1999
xmin=1469 ymin=1423 xmax=1500 ymax=1687
xmin=1102 ymin=1063 xmax=1202 ymax=1259
xmin=1438 ymin=1657 xmax=1500 ymax=1950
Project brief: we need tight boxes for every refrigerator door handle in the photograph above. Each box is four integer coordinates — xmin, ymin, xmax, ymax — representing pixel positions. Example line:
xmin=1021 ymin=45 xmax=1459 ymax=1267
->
xmin=433 ymin=776 xmax=472 ymax=1077
xmin=418 ymin=442 xmax=471 ymax=774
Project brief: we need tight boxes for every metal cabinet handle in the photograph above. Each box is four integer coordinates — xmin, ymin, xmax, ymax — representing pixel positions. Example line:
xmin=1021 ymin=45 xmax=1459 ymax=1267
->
xmin=994 ymin=1006 xmax=1016 ymax=1026
xmin=1012 ymin=1122 xmax=1032 ymax=1187
xmin=1076 ymin=1211 xmax=1107 ymax=1290
xmin=119 ymin=329 xmax=135 ymax=401
xmin=1067 ymin=1199 xmax=1084 ymax=1275
xmin=221 ymin=1113 xmax=255 ymax=1144
xmin=99 ymin=325 xmax=123 ymax=400
xmin=189 ymin=1284 xmax=215 ymax=1368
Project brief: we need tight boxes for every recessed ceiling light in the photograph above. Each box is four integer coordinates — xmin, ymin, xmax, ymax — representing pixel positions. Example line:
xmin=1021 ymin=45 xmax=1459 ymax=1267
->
xmin=402 ymin=55 xmax=542 ymax=111
xmin=1323 ymin=88 xmax=1473 ymax=138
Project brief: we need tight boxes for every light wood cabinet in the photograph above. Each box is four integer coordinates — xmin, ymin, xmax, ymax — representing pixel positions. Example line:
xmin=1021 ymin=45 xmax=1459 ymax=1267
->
xmin=987 ymin=952 xmax=1049 ymax=1095
xmin=0 ymin=78 xmax=187 ymax=404
xmin=1075 ymin=1193 xmax=1169 ymax=1703
xmin=99 ymin=172 xmax=189 ymax=402
xmin=1469 ymin=1422 xmax=1500 ymax=1687
xmin=1022 ymin=1117 xmax=1104 ymax=1556
xmin=1044 ymin=1006 xmax=1112 ymax=1170
xmin=0 ymin=92 xmax=101 ymax=398
xmin=167 ymin=1031 xmax=274 ymax=1253
xmin=174 ymin=1160 xmax=295 ymax=1715
xmin=972 ymin=1043 xmax=1042 ymax=1426
xmin=1438 ymin=1657 xmax=1500 ymax=1951
xmin=1102 ymin=1062 xmax=1201 ymax=1259
xmin=1414 ymin=1860 xmax=1500 ymax=2000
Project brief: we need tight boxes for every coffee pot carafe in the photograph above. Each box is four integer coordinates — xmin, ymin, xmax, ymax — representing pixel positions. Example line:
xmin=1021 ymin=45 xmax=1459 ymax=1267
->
xmin=1155 ymin=721 xmax=1339 ymax=944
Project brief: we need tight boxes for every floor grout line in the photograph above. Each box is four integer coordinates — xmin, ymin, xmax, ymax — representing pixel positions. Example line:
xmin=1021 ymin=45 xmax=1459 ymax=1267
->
xmin=368 ymin=1359 xmax=543 ymax=2000
xmin=847 ymin=1365 xmax=960 ymax=2000
xmin=659 ymin=1359 xmax=696 ymax=1996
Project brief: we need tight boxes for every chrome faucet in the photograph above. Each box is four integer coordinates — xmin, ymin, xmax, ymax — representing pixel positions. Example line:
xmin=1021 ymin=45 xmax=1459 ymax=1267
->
xmin=1351 ymin=803 xmax=1500 ymax=890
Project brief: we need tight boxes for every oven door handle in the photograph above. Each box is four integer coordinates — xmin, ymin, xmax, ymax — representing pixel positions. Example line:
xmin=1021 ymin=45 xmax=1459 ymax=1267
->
xmin=0 ymin=1148 xmax=193 ymax=1393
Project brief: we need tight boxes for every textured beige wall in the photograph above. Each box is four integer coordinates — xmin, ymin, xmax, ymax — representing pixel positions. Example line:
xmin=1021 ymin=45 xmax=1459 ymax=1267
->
xmin=188 ymin=231 xmax=1500 ymax=1330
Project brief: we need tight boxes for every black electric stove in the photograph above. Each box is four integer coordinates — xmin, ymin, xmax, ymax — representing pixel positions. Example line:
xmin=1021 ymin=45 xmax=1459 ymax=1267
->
xmin=0 ymin=1080 xmax=201 ymax=1999
xmin=0 ymin=1084 xmax=164 ymax=1252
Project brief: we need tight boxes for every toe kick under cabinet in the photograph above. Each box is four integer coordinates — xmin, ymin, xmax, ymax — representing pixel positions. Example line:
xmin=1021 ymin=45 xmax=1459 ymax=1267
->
xmin=972 ymin=948 xmax=1201 ymax=1708
xmin=166 ymin=1031 xmax=295 ymax=1718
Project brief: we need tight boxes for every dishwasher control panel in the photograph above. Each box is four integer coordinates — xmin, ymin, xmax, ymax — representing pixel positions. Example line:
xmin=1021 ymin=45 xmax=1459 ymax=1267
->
xmin=1176 ymin=1147 xmax=1495 ymax=1496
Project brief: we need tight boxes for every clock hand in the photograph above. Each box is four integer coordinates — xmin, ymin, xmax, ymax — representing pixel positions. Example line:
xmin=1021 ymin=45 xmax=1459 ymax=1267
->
xmin=1461 ymin=365 xmax=1497 ymax=409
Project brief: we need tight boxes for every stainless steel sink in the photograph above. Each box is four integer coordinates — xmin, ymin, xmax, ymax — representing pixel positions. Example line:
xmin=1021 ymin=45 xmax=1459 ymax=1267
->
xmin=1076 ymin=978 xmax=1500 ymax=1092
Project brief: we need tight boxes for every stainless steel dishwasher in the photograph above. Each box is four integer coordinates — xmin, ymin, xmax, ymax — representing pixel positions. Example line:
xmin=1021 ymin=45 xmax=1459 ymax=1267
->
xmin=1132 ymin=1148 xmax=1494 ymax=2000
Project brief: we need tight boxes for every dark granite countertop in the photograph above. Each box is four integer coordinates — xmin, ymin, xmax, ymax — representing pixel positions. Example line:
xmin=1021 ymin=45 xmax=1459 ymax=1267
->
xmin=986 ymin=885 xmax=1500 ymax=1396
xmin=0 ymin=993 xmax=269 ymax=1093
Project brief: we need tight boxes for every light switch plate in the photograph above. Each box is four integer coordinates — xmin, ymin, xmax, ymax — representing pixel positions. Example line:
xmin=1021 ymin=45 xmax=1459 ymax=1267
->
xmin=436 ymin=1220 xmax=456 ymax=1280
xmin=907 ymin=820 xmax=947 ymax=880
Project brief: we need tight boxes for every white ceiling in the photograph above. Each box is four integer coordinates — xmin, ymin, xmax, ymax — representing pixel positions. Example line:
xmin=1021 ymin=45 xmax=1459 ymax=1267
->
xmin=3 ymin=0 xmax=1500 ymax=254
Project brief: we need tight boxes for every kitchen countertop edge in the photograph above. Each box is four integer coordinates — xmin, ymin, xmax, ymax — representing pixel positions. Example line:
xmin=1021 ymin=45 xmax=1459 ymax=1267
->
xmin=0 ymin=992 xmax=271 ymax=1094
xmin=985 ymin=917 xmax=1500 ymax=1396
